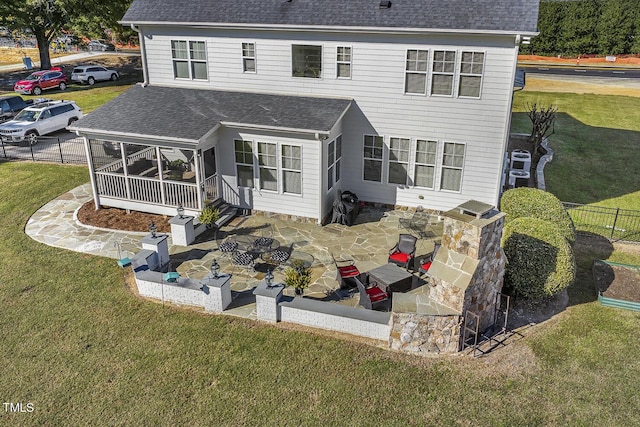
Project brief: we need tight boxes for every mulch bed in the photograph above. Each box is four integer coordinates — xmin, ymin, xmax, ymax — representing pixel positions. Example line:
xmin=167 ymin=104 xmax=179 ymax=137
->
xmin=593 ymin=261 xmax=640 ymax=303
xmin=77 ymin=200 xmax=171 ymax=233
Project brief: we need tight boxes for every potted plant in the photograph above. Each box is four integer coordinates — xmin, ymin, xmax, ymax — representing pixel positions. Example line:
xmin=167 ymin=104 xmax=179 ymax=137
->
xmin=198 ymin=205 xmax=219 ymax=229
xmin=167 ymin=159 xmax=185 ymax=180
xmin=284 ymin=259 xmax=311 ymax=296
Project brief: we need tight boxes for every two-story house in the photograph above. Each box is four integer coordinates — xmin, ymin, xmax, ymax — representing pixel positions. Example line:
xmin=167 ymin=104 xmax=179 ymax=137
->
xmin=69 ymin=0 xmax=539 ymax=224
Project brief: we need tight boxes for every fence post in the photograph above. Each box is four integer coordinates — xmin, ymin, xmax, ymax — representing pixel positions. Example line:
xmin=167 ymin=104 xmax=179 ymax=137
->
xmin=1 ymin=140 xmax=6 ymax=159
xmin=58 ymin=137 xmax=64 ymax=163
xmin=29 ymin=139 xmax=35 ymax=161
xmin=611 ymin=208 xmax=620 ymax=240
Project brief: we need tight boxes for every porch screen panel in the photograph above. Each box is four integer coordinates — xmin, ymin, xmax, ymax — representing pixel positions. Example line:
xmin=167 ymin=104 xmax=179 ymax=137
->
xmin=258 ymin=142 xmax=278 ymax=191
xmin=282 ymin=144 xmax=301 ymax=194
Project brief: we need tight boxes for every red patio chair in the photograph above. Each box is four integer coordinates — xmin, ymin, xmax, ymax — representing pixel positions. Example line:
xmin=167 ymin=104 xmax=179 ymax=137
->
xmin=388 ymin=234 xmax=417 ymax=270
xmin=418 ymin=243 xmax=441 ymax=276
xmin=332 ymin=254 xmax=360 ymax=289
xmin=355 ymin=276 xmax=389 ymax=311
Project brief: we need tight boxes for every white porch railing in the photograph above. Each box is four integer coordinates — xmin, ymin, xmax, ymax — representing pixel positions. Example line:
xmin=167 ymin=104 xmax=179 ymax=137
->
xmin=204 ymin=174 xmax=217 ymax=201
xmin=129 ymin=176 xmax=162 ymax=204
xmin=96 ymin=173 xmax=127 ymax=198
xmin=164 ymin=180 xmax=199 ymax=209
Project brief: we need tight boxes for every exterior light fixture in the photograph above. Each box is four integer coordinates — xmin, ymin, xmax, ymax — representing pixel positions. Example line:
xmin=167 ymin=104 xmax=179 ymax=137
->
xmin=177 ymin=203 xmax=185 ymax=219
xmin=211 ymin=259 xmax=220 ymax=279
xmin=149 ymin=221 xmax=157 ymax=238
xmin=265 ymin=269 xmax=274 ymax=288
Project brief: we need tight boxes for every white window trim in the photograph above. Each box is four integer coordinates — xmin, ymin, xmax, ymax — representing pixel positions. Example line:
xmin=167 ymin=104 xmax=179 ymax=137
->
xmin=386 ymin=137 xmax=411 ymax=186
xmin=326 ymin=135 xmax=343 ymax=192
xmin=257 ymin=141 xmax=278 ymax=193
xmin=171 ymin=39 xmax=208 ymax=81
xmin=439 ymin=141 xmax=466 ymax=193
xmin=336 ymin=46 xmax=352 ymax=80
xmin=234 ymin=139 xmax=255 ymax=189
xmin=291 ymin=44 xmax=323 ymax=79
xmin=281 ymin=144 xmax=303 ymax=196
xmin=242 ymin=42 xmax=256 ymax=73
xmin=457 ymin=50 xmax=486 ymax=99
xmin=362 ymin=134 xmax=384 ymax=183
xmin=429 ymin=50 xmax=456 ymax=97
xmin=412 ymin=139 xmax=439 ymax=189
xmin=404 ymin=48 xmax=429 ymax=95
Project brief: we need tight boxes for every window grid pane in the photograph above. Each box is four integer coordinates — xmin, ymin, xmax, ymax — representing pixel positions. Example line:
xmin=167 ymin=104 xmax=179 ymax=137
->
xmin=459 ymin=51 xmax=484 ymax=98
xmin=171 ymin=40 xmax=207 ymax=80
xmin=234 ymin=139 xmax=254 ymax=188
xmin=336 ymin=46 xmax=351 ymax=78
xmin=258 ymin=142 xmax=278 ymax=191
xmin=388 ymin=137 xmax=410 ymax=185
xmin=242 ymin=42 xmax=256 ymax=72
xmin=440 ymin=142 xmax=465 ymax=191
xmin=431 ymin=50 xmax=455 ymax=96
xmin=363 ymin=135 xmax=383 ymax=182
xmin=405 ymin=49 xmax=428 ymax=94
xmin=292 ymin=45 xmax=322 ymax=78
xmin=414 ymin=139 xmax=437 ymax=188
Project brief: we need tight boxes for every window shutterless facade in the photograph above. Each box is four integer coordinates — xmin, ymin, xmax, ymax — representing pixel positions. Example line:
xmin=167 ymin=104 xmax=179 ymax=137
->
xmin=234 ymin=139 xmax=254 ymax=188
xmin=404 ymin=49 xmax=428 ymax=94
xmin=281 ymin=144 xmax=302 ymax=195
xmin=413 ymin=139 xmax=437 ymax=188
xmin=440 ymin=142 xmax=465 ymax=191
xmin=336 ymin=46 xmax=351 ymax=79
xmin=242 ymin=42 xmax=256 ymax=73
xmin=258 ymin=142 xmax=278 ymax=191
xmin=458 ymin=51 xmax=484 ymax=98
xmin=431 ymin=50 xmax=456 ymax=96
xmin=363 ymin=135 xmax=384 ymax=182
xmin=292 ymin=45 xmax=322 ymax=78
xmin=388 ymin=137 xmax=410 ymax=185
xmin=171 ymin=40 xmax=207 ymax=80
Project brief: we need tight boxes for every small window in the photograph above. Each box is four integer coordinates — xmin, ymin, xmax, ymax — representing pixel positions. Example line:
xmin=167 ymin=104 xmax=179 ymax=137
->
xmin=405 ymin=49 xmax=428 ymax=94
xmin=459 ymin=52 xmax=484 ymax=98
xmin=292 ymin=45 xmax=322 ymax=78
xmin=327 ymin=139 xmax=335 ymax=191
xmin=258 ymin=142 xmax=278 ymax=191
xmin=440 ymin=142 xmax=465 ymax=191
xmin=363 ymin=135 xmax=383 ymax=182
xmin=336 ymin=46 xmax=351 ymax=79
xmin=388 ymin=137 xmax=410 ymax=185
xmin=414 ymin=140 xmax=437 ymax=188
xmin=234 ymin=139 xmax=254 ymax=188
xmin=431 ymin=50 xmax=456 ymax=96
xmin=281 ymin=145 xmax=302 ymax=194
xmin=242 ymin=42 xmax=256 ymax=73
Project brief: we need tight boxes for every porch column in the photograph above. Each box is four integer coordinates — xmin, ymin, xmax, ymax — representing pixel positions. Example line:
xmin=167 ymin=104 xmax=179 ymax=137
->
xmin=156 ymin=146 xmax=166 ymax=205
xmin=81 ymin=136 xmax=101 ymax=210
xmin=195 ymin=149 xmax=204 ymax=209
xmin=122 ymin=142 xmax=132 ymax=201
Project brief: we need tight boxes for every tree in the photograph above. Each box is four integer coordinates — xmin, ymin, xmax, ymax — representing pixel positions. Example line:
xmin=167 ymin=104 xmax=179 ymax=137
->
xmin=560 ymin=0 xmax=601 ymax=56
xmin=526 ymin=102 xmax=557 ymax=154
xmin=596 ymin=0 xmax=638 ymax=55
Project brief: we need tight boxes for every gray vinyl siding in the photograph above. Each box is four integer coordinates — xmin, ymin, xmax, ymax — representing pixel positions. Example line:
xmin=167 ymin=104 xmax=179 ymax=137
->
xmin=140 ymin=26 xmax=518 ymax=211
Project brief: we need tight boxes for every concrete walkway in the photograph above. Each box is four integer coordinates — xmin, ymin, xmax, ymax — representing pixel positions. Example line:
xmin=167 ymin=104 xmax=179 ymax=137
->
xmin=25 ymin=184 xmax=442 ymax=317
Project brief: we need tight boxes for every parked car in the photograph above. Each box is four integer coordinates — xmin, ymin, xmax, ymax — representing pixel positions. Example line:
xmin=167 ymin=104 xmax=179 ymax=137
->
xmin=0 ymin=100 xmax=82 ymax=145
xmin=71 ymin=65 xmax=119 ymax=85
xmin=88 ymin=39 xmax=116 ymax=52
xmin=14 ymin=69 xmax=67 ymax=96
xmin=0 ymin=95 xmax=50 ymax=122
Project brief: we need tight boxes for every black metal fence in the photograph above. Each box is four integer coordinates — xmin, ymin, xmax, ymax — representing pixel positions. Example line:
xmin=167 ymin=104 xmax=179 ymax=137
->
xmin=563 ymin=202 xmax=640 ymax=243
xmin=0 ymin=135 xmax=87 ymax=165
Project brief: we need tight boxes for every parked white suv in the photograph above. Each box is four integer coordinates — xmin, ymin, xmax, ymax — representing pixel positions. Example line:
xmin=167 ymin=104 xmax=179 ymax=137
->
xmin=0 ymin=100 xmax=83 ymax=145
xmin=70 ymin=65 xmax=119 ymax=85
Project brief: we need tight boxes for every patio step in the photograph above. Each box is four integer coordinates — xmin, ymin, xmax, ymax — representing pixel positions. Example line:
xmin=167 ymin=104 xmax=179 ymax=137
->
xmin=209 ymin=198 xmax=238 ymax=228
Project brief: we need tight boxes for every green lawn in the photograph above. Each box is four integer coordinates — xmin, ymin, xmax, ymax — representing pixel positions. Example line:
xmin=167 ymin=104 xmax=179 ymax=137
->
xmin=1 ymin=163 xmax=640 ymax=425
xmin=512 ymin=92 xmax=640 ymax=210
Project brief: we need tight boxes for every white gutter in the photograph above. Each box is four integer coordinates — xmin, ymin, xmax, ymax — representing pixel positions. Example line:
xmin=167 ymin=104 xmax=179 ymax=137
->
xmin=129 ymin=24 xmax=149 ymax=86
xmin=220 ymin=121 xmax=331 ymax=137
xmin=68 ymin=127 xmax=199 ymax=145
xmin=119 ymin=21 xmax=539 ymax=38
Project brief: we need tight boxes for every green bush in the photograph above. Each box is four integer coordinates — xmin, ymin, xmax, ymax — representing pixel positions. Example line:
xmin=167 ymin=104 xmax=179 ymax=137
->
xmin=198 ymin=206 xmax=219 ymax=227
xmin=502 ymin=217 xmax=576 ymax=300
xmin=501 ymin=188 xmax=576 ymax=245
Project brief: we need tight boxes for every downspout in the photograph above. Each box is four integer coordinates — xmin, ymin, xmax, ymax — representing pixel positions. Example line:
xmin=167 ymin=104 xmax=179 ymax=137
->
xmin=130 ymin=24 xmax=149 ymax=86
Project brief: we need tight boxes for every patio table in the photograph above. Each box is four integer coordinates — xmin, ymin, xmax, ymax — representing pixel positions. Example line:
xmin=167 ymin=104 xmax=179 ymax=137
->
xmin=287 ymin=251 xmax=314 ymax=270
xmin=366 ymin=263 xmax=413 ymax=293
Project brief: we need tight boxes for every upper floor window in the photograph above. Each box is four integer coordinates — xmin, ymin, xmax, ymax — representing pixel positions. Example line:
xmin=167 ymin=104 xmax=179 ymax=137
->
xmin=431 ymin=50 xmax=456 ymax=96
xmin=234 ymin=139 xmax=254 ymax=188
xmin=282 ymin=145 xmax=302 ymax=195
xmin=414 ymin=139 xmax=437 ymax=188
xmin=440 ymin=142 xmax=465 ymax=191
xmin=458 ymin=51 xmax=484 ymax=98
xmin=258 ymin=142 xmax=278 ymax=191
xmin=363 ymin=135 xmax=383 ymax=182
xmin=388 ymin=137 xmax=410 ymax=185
xmin=292 ymin=45 xmax=322 ymax=78
xmin=336 ymin=46 xmax=351 ymax=79
xmin=405 ymin=49 xmax=428 ymax=94
xmin=242 ymin=42 xmax=256 ymax=73
xmin=171 ymin=40 xmax=207 ymax=80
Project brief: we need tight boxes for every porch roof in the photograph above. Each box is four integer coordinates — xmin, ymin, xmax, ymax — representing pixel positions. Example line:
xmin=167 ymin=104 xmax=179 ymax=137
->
xmin=69 ymin=84 xmax=352 ymax=143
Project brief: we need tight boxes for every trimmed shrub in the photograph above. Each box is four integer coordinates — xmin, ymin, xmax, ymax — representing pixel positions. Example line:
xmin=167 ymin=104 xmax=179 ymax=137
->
xmin=501 ymin=188 xmax=575 ymax=245
xmin=502 ymin=217 xmax=576 ymax=300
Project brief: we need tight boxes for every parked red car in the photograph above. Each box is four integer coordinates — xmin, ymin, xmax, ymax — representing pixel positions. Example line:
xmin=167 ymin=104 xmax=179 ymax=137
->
xmin=14 ymin=68 xmax=68 ymax=96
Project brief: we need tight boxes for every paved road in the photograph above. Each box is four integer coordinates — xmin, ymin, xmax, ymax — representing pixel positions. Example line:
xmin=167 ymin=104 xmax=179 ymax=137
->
xmin=519 ymin=63 xmax=640 ymax=79
xmin=0 ymin=51 xmax=140 ymax=73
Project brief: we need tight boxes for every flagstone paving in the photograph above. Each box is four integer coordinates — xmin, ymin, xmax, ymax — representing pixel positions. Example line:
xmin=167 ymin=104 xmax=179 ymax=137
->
xmin=26 ymin=183 xmax=443 ymax=316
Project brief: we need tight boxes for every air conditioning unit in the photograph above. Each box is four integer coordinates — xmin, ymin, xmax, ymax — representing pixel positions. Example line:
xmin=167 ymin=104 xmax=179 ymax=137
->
xmin=508 ymin=170 xmax=530 ymax=188
xmin=510 ymin=149 xmax=531 ymax=171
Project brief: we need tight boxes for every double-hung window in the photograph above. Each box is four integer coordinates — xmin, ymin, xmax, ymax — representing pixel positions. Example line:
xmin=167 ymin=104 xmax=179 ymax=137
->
xmin=242 ymin=42 xmax=256 ymax=72
xmin=282 ymin=145 xmax=302 ymax=195
xmin=431 ymin=50 xmax=456 ymax=96
xmin=171 ymin=40 xmax=207 ymax=80
xmin=234 ymin=140 xmax=254 ymax=188
xmin=292 ymin=45 xmax=322 ymax=78
xmin=388 ymin=137 xmax=410 ymax=185
xmin=258 ymin=142 xmax=278 ymax=191
xmin=363 ymin=135 xmax=383 ymax=182
xmin=459 ymin=51 xmax=484 ymax=98
xmin=327 ymin=136 xmax=342 ymax=191
xmin=440 ymin=142 xmax=465 ymax=191
xmin=336 ymin=46 xmax=351 ymax=78
xmin=414 ymin=140 xmax=437 ymax=188
xmin=404 ymin=49 xmax=428 ymax=94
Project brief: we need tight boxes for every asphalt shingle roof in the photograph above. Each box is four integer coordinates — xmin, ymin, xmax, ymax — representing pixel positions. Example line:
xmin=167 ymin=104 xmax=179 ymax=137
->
xmin=121 ymin=0 xmax=539 ymax=33
xmin=70 ymin=85 xmax=352 ymax=141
